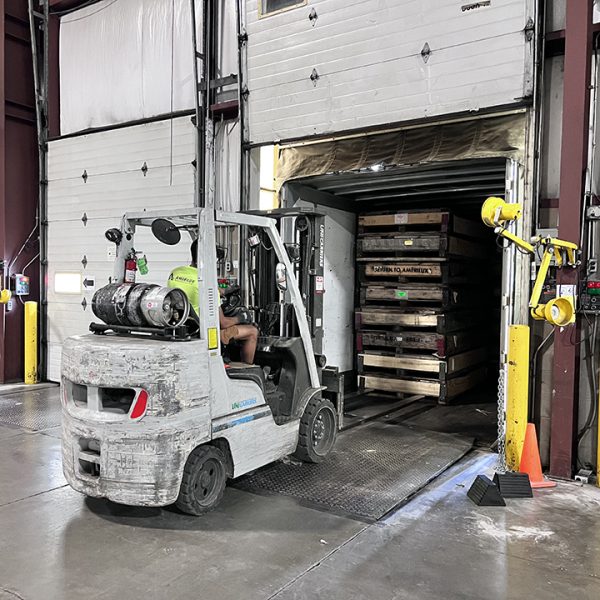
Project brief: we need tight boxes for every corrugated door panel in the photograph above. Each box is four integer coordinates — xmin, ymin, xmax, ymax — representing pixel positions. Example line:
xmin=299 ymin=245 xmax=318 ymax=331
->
xmin=248 ymin=1 xmax=526 ymax=82
xmin=245 ymin=0 xmax=534 ymax=143
xmin=47 ymin=220 xmax=189 ymax=270
xmin=47 ymin=165 xmax=194 ymax=222
xmin=48 ymin=117 xmax=195 ymax=180
xmin=46 ymin=117 xmax=196 ymax=382
xmin=47 ymin=303 xmax=101 ymax=345
xmin=48 ymin=344 xmax=63 ymax=383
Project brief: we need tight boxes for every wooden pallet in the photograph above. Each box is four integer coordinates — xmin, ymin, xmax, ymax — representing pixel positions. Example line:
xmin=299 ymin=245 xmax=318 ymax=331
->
xmin=356 ymin=328 xmax=482 ymax=356
xmin=357 ymin=233 xmax=485 ymax=258
xmin=358 ymin=348 xmax=487 ymax=377
xmin=359 ymin=282 xmax=477 ymax=308
xmin=358 ymin=366 xmax=487 ymax=404
xmin=357 ymin=258 xmax=476 ymax=285
xmin=360 ymin=260 xmax=444 ymax=279
xmin=355 ymin=209 xmax=492 ymax=404
xmin=355 ymin=308 xmax=479 ymax=333
xmin=358 ymin=211 xmax=485 ymax=239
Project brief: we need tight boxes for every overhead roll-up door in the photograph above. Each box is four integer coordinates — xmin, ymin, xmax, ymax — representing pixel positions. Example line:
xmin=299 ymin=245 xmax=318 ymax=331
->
xmin=245 ymin=0 xmax=535 ymax=144
xmin=46 ymin=117 xmax=196 ymax=382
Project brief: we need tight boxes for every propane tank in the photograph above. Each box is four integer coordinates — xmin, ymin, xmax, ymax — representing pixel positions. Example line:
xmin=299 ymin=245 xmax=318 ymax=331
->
xmin=92 ymin=283 xmax=190 ymax=329
xmin=140 ymin=286 xmax=190 ymax=328
xmin=124 ymin=254 xmax=137 ymax=283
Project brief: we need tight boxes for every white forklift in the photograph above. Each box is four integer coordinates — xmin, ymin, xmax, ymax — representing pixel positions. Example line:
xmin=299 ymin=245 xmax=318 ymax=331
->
xmin=61 ymin=208 xmax=337 ymax=514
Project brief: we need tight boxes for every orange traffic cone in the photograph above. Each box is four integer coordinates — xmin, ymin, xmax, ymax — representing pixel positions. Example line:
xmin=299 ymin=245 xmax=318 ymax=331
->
xmin=519 ymin=423 xmax=556 ymax=489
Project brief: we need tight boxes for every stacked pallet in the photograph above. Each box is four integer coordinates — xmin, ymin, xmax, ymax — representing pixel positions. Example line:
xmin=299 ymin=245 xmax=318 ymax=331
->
xmin=356 ymin=210 xmax=488 ymax=404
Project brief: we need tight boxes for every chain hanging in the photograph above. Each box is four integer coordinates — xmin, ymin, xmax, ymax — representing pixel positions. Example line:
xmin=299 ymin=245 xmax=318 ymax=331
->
xmin=496 ymin=366 xmax=507 ymax=473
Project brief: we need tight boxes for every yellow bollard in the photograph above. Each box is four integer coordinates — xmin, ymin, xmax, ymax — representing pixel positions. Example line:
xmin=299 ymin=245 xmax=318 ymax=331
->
xmin=24 ymin=301 xmax=38 ymax=385
xmin=505 ymin=324 xmax=530 ymax=470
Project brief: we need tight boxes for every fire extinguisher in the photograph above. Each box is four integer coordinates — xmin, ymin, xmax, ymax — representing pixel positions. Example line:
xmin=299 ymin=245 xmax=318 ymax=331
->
xmin=124 ymin=253 xmax=137 ymax=283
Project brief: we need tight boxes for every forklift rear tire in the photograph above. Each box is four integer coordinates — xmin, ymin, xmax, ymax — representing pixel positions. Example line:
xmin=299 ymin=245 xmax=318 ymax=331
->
xmin=176 ymin=445 xmax=227 ymax=515
xmin=293 ymin=396 xmax=337 ymax=463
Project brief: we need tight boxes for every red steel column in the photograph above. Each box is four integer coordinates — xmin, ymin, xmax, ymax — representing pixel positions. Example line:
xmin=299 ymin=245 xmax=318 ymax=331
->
xmin=0 ymin=1 xmax=6 ymax=383
xmin=550 ymin=0 xmax=594 ymax=478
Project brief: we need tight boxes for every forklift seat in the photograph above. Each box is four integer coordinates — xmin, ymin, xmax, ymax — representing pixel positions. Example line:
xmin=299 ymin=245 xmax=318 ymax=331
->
xmin=226 ymin=362 xmax=266 ymax=395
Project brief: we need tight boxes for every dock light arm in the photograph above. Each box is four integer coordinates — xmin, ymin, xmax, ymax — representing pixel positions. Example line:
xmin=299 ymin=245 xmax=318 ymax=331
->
xmin=482 ymin=197 xmax=579 ymax=327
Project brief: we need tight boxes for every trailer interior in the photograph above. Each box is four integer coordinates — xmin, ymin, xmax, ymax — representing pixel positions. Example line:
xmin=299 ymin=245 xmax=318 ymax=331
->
xmin=280 ymin=158 xmax=510 ymax=450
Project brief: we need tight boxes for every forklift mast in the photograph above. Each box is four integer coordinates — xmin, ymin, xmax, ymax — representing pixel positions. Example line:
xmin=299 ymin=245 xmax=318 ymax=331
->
xmin=247 ymin=208 xmax=325 ymax=356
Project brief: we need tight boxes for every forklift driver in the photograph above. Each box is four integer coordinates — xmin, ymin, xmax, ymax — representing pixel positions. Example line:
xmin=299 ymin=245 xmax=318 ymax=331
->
xmin=168 ymin=239 xmax=258 ymax=364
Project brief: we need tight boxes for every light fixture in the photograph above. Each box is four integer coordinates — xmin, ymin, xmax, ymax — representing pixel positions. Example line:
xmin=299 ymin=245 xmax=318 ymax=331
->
xmin=54 ymin=272 xmax=82 ymax=294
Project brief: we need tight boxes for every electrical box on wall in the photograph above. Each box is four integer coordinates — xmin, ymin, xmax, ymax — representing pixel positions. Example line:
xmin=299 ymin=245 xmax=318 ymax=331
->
xmin=580 ymin=280 xmax=600 ymax=314
xmin=12 ymin=274 xmax=30 ymax=296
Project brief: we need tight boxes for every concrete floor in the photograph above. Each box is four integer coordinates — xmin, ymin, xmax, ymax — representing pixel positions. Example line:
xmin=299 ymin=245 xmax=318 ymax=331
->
xmin=1 ymin=387 xmax=599 ymax=600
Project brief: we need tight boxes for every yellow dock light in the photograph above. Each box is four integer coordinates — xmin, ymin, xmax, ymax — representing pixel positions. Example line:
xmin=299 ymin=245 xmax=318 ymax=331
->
xmin=531 ymin=296 xmax=576 ymax=327
xmin=481 ymin=196 xmax=522 ymax=228
xmin=0 ymin=288 xmax=11 ymax=304
xmin=481 ymin=196 xmax=579 ymax=327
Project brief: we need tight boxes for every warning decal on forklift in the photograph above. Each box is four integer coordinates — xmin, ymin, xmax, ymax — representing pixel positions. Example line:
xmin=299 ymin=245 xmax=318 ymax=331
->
xmin=208 ymin=327 xmax=219 ymax=349
xmin=319 ymin=224 xmax=325 ymax=268
xmin=315 ymin=276 xmax=325 ymax=294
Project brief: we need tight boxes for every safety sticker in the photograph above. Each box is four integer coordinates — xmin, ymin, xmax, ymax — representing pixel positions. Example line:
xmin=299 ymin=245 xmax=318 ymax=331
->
xmin=394 ymin=213 xmax=408 ymax=224
xmin=208 ymin=327 xmax=219 ymax=349
xmin=315 ymin=275 xmax=325 ymax=294
xmin=395 ymin=290 xmax=408 ymax=299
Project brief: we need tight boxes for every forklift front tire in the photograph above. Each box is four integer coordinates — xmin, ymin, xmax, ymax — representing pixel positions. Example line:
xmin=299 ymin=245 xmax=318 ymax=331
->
xmin=176 ymin=444 xmax=228 ymax=515
xmin=293 ymin=396 xmax=337 ymax=464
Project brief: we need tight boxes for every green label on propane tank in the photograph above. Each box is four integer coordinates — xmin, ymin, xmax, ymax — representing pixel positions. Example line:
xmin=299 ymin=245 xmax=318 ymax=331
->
xmin=395 ymin=290 xmax=408 ymax=299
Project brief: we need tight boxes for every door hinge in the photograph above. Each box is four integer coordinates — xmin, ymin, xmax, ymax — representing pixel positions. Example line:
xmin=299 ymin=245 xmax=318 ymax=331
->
xmin=524 ymin=17 xmax=535 ymax=42
xmin=421 ymin=42 xmax=432 ymax=64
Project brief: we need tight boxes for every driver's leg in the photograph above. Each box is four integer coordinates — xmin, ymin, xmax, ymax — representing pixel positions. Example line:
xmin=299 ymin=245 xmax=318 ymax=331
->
xmin=234 ymin=325 xmax=258 ymax=364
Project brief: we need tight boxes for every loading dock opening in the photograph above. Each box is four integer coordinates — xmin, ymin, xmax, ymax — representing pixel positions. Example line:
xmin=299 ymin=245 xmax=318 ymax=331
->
xmin=280 ymin=158 xmax=518 ymax=448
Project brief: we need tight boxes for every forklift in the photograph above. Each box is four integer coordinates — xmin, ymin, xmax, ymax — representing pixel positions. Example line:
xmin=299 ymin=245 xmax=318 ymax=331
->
xmin=60 ymin=208 xmax=337 ymax=515
xmin=60 ymin=0 xmax=340 ymax=515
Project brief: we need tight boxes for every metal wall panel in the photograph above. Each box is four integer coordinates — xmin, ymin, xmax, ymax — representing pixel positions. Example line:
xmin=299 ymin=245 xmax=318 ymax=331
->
xmin=46 ymin=117 xmax=196 ymax=381
xmin=0 ymin=0 xmax=40 ymax=383
xmin=245 ymin=0 xmax=535 ymax=143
